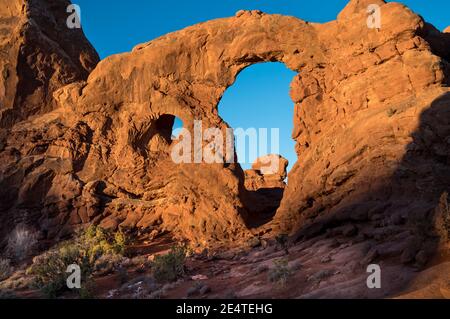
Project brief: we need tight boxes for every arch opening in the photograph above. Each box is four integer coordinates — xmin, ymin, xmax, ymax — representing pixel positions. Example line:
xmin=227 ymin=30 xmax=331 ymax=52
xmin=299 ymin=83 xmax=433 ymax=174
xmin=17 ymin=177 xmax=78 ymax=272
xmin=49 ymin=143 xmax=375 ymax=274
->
xmin=218 ymin=62 xmax=297 ymax=227
xmin=133 ymin=114 xmax=184 ymax=156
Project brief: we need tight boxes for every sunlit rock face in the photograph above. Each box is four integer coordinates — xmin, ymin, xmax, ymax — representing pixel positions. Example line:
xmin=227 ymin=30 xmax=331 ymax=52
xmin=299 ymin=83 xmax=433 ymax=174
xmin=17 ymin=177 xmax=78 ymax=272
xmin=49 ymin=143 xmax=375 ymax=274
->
xmin=0 ymin=0 xmax=449 ymax=258
xmin=0 ymin=0 xmax=99 ymax=128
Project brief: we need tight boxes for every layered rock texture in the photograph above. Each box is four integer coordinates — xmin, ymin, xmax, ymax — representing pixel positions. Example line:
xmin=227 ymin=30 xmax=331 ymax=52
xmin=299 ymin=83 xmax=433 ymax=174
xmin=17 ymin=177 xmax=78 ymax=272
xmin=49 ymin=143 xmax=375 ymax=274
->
xmin=0 ymin=0 xmax=99 ymax=127
xmin=0 ymin=0 xmax=449 ymax=277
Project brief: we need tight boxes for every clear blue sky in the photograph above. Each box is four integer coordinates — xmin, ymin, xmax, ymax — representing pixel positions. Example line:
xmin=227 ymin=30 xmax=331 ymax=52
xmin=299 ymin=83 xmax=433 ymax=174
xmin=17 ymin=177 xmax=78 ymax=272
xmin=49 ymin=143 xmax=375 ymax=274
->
xmin=76 ymin=0 xmax=449 ymax=171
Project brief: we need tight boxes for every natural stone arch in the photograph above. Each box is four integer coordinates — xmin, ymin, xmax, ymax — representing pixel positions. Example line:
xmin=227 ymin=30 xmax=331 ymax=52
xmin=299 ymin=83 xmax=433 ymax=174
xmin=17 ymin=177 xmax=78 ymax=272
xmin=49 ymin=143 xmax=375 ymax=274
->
xmin=50 ymin=0 xmax=450 ymax=247
xmin=130 ymin=113 xmax=185 ymax=156
xmin=54 ymin=10 xmax=324 ymax=244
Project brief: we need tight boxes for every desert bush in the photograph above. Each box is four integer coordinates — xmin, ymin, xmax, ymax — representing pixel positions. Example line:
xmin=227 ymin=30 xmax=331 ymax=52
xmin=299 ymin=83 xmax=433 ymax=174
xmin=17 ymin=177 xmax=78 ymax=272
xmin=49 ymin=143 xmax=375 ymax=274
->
xmin=79 ymin=225 xmax=127 ymax=261
xmin=29 ymin=242 xmax=91 ymax=298
xmin=7 ymin=225 xmax=38 ymax=261
xmin=113 ymin=231 xmax=127 ymax=255
xmin=93 ymin=253 xmax=127 ymax=276
xmin=268 ymin=258 xmax=292 ymax=286
xmin=0 ymin=258 xmax=13 ymax=282
xmin=29 ymin=225 xmax=127 ymax=298
xmin=152 ymin=245 xmax=187 ymax=283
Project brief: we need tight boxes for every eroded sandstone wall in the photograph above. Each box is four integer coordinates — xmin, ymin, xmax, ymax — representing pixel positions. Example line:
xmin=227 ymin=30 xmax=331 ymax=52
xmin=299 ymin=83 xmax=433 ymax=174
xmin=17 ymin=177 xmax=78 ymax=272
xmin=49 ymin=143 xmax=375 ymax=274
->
xmin=0 ymin=0 xmax=449 ymax=255
xmin=274 ymin=0 xmax=450 ymax=245
xmin=269 ymin=2 xmax=450 ymax=270
xmin=0 ymin=0 xmax=99 ymax=127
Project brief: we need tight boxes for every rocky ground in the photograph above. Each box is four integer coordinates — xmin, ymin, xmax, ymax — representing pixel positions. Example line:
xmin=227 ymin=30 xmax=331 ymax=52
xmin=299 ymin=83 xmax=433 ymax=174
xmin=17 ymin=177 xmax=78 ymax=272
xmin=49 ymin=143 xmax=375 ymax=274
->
xmin=1 ymin=230 xmax=448 ymax=299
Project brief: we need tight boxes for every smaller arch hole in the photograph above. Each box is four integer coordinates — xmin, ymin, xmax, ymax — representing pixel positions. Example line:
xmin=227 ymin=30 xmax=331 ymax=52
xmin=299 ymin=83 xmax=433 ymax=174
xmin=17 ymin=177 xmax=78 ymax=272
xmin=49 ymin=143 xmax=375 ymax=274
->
xmin=134 ymin=114 xmax=184 ymax=155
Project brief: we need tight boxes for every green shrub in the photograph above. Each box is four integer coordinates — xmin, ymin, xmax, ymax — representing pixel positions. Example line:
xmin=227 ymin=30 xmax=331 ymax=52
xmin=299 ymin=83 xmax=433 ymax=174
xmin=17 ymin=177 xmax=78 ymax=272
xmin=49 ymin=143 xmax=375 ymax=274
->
xmin=30 ymin=242 xmax=91 ymax=298
xmin=29 ymin=225 xmax=127 ymax=298
xmin=152 ymin=245 xmax=187 ymax=283
xmin=78 ymin=226 xmax=126 ymax=262
xmin=113 ymin=231 xmax=127 ymax=255
xmin=268 ymin=258 xmax=292 ymax=286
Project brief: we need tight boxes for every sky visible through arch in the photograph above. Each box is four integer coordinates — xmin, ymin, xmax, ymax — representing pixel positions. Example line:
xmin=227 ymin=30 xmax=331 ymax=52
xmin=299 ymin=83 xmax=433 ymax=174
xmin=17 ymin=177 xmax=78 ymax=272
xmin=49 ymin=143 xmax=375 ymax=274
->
xmin=76 ymin=0 xmax=449 ymax=171
xmin=217 ymin=63 xmax=297 ymax=171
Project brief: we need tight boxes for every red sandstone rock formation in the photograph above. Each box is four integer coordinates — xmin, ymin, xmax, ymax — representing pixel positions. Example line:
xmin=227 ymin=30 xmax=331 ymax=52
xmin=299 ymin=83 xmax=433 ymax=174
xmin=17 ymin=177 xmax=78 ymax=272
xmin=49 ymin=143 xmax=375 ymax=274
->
xmin=0 ymin=0 xmax=99 ymax=127
xmin=0 ymin=0 xmax=449 ymax=266
xmin=244 ymin=155 xmax=288 ymax=191
xmin=242 ymin=155 xmax=288 ymax=228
